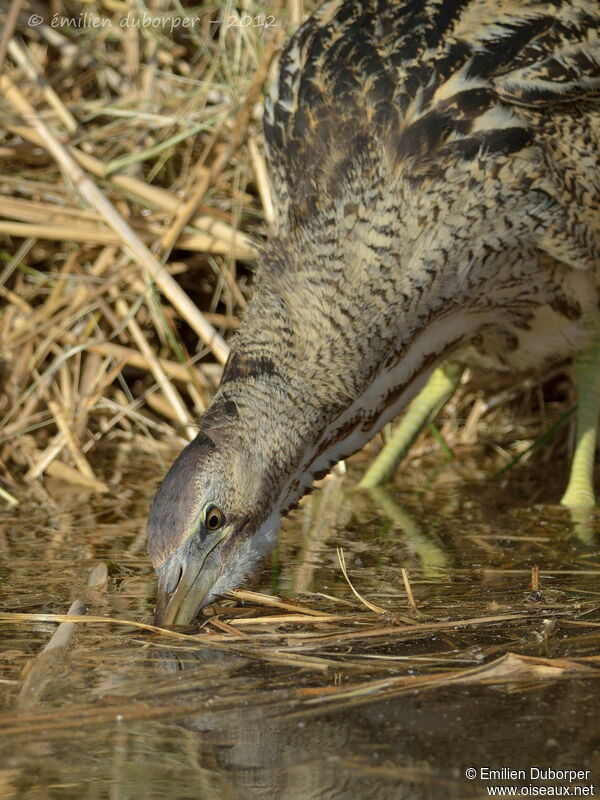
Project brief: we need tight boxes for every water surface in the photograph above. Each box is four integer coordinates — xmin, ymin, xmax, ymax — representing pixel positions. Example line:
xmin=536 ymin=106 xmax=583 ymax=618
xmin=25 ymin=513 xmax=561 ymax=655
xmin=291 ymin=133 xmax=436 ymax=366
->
xmin=1 ymin=447 xmax=598 ymax=799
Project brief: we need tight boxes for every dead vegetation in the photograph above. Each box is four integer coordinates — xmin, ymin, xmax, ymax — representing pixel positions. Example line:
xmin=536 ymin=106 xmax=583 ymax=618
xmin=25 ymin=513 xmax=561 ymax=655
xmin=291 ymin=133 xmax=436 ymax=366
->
xmin=0 ymin=0 xmax=297 ymax=501
xmin=2 ymin=579 xmax=600 ymax=732
xmin=0 ymin=0 xmax=587 ymax=506
xmin=0 ymin=8 xmax=598 ymax=794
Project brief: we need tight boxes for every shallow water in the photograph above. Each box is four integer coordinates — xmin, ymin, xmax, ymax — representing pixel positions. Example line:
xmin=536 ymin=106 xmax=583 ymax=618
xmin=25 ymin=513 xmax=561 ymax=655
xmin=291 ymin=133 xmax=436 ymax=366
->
xmin=1 ymin=447 xmax=599 ymax=799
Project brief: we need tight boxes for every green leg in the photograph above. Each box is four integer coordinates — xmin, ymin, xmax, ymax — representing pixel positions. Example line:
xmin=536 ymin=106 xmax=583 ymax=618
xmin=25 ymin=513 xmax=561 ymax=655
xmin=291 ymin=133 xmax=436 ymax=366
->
xmin=560 ymin=315 xmax=600 ymax=511
xmin=358 ymin=362 xmax=464 ymax=489
xmin=366 ymin=486 xmax=450 ymax=573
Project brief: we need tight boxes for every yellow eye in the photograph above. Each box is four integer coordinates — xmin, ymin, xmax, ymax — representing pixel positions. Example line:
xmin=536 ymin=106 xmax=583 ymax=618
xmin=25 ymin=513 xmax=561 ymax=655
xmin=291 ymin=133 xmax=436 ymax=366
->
xmin=205 ymin=505 xmax=224 ymax=532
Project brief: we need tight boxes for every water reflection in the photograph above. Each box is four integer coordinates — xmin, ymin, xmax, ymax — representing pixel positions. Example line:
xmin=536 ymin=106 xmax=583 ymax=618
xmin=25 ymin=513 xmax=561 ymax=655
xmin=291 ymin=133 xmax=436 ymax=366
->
xmin=0 ymin=448 xmax=598 ymax=798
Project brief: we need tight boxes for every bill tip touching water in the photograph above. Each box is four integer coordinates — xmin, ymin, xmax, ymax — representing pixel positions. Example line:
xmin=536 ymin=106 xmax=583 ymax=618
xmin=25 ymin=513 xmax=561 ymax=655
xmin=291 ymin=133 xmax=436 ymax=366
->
xmin=148 ymin=0 xmax=600 ymax=625
xmin=149 ymin=430 xmax=282 ymax=624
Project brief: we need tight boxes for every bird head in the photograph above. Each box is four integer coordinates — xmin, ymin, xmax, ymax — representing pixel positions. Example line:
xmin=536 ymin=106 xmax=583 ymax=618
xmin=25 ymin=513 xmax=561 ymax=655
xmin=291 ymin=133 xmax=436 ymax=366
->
xmin=148 ymin=418 xmax=282 ymax=626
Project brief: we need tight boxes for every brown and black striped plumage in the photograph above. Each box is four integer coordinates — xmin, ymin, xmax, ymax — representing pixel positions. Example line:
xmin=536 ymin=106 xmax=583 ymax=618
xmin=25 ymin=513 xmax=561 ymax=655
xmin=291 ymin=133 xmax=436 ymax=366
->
xmin=149 ymin=0 xmax=600 ymax=625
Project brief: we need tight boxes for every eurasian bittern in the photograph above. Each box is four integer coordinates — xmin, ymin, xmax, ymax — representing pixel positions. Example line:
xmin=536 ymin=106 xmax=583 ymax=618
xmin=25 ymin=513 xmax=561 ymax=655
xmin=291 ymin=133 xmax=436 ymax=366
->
xmin=149 ymin=0 xmax=600 ymax=625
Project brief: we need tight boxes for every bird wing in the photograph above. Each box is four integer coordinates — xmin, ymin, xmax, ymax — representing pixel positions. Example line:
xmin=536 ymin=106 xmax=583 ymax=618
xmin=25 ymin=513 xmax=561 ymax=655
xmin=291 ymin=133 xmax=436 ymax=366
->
xmin=491 ymin=10 xmax=600 ymax=107
xmin=264 ymin=0 xmax=600 ymax=228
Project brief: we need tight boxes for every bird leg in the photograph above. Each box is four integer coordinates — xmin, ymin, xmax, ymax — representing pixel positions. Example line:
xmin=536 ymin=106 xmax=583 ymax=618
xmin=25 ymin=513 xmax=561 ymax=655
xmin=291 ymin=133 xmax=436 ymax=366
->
xmin=560 ymin=312 xmax=600 ymax=511
xmin=366 ymin=486 xmax=450 ymax=573
xmin=358 ymin=362 xmax=464 ymax=488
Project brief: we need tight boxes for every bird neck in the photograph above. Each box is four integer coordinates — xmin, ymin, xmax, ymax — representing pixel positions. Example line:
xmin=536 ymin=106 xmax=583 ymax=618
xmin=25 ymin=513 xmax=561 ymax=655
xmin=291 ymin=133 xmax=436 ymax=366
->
xmin=214 ymin=215 xmax=479 ymax=516
xmin=209 ymin=143 xmax=573 ymax=517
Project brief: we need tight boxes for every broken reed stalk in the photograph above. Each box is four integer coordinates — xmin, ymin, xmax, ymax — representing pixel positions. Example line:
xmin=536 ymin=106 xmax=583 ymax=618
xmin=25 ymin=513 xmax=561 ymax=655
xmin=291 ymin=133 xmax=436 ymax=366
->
xmin=336 ymin=547 xmax=386 ymax=614
xmin=0 ymin=485 xmax=18 ymax=507
xmin=0 ymin=604 xmax=577 ymax=645
xmin=110 ymin=289 xmax=196 ymax=439
xmin=401 ymin=568 xmax=418 ymax=612
xmin=16 ymin=563 xmax=108 ymax=708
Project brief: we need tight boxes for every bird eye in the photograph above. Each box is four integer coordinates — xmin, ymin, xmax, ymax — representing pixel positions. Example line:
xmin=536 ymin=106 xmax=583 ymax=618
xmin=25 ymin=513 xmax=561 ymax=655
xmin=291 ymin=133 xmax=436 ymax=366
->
xmin=205 ymin=505 xmax=224 ymax=532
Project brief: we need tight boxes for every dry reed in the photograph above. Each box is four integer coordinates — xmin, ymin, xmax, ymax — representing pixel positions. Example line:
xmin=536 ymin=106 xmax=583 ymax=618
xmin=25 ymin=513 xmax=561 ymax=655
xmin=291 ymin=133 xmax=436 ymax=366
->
xmin=0 ymin=0 xmax=288 ymax=498
xmin=0 ymin=0 xmax=586 ymax=505
xmin=2 ymin=583 xmax=599 ymax=721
